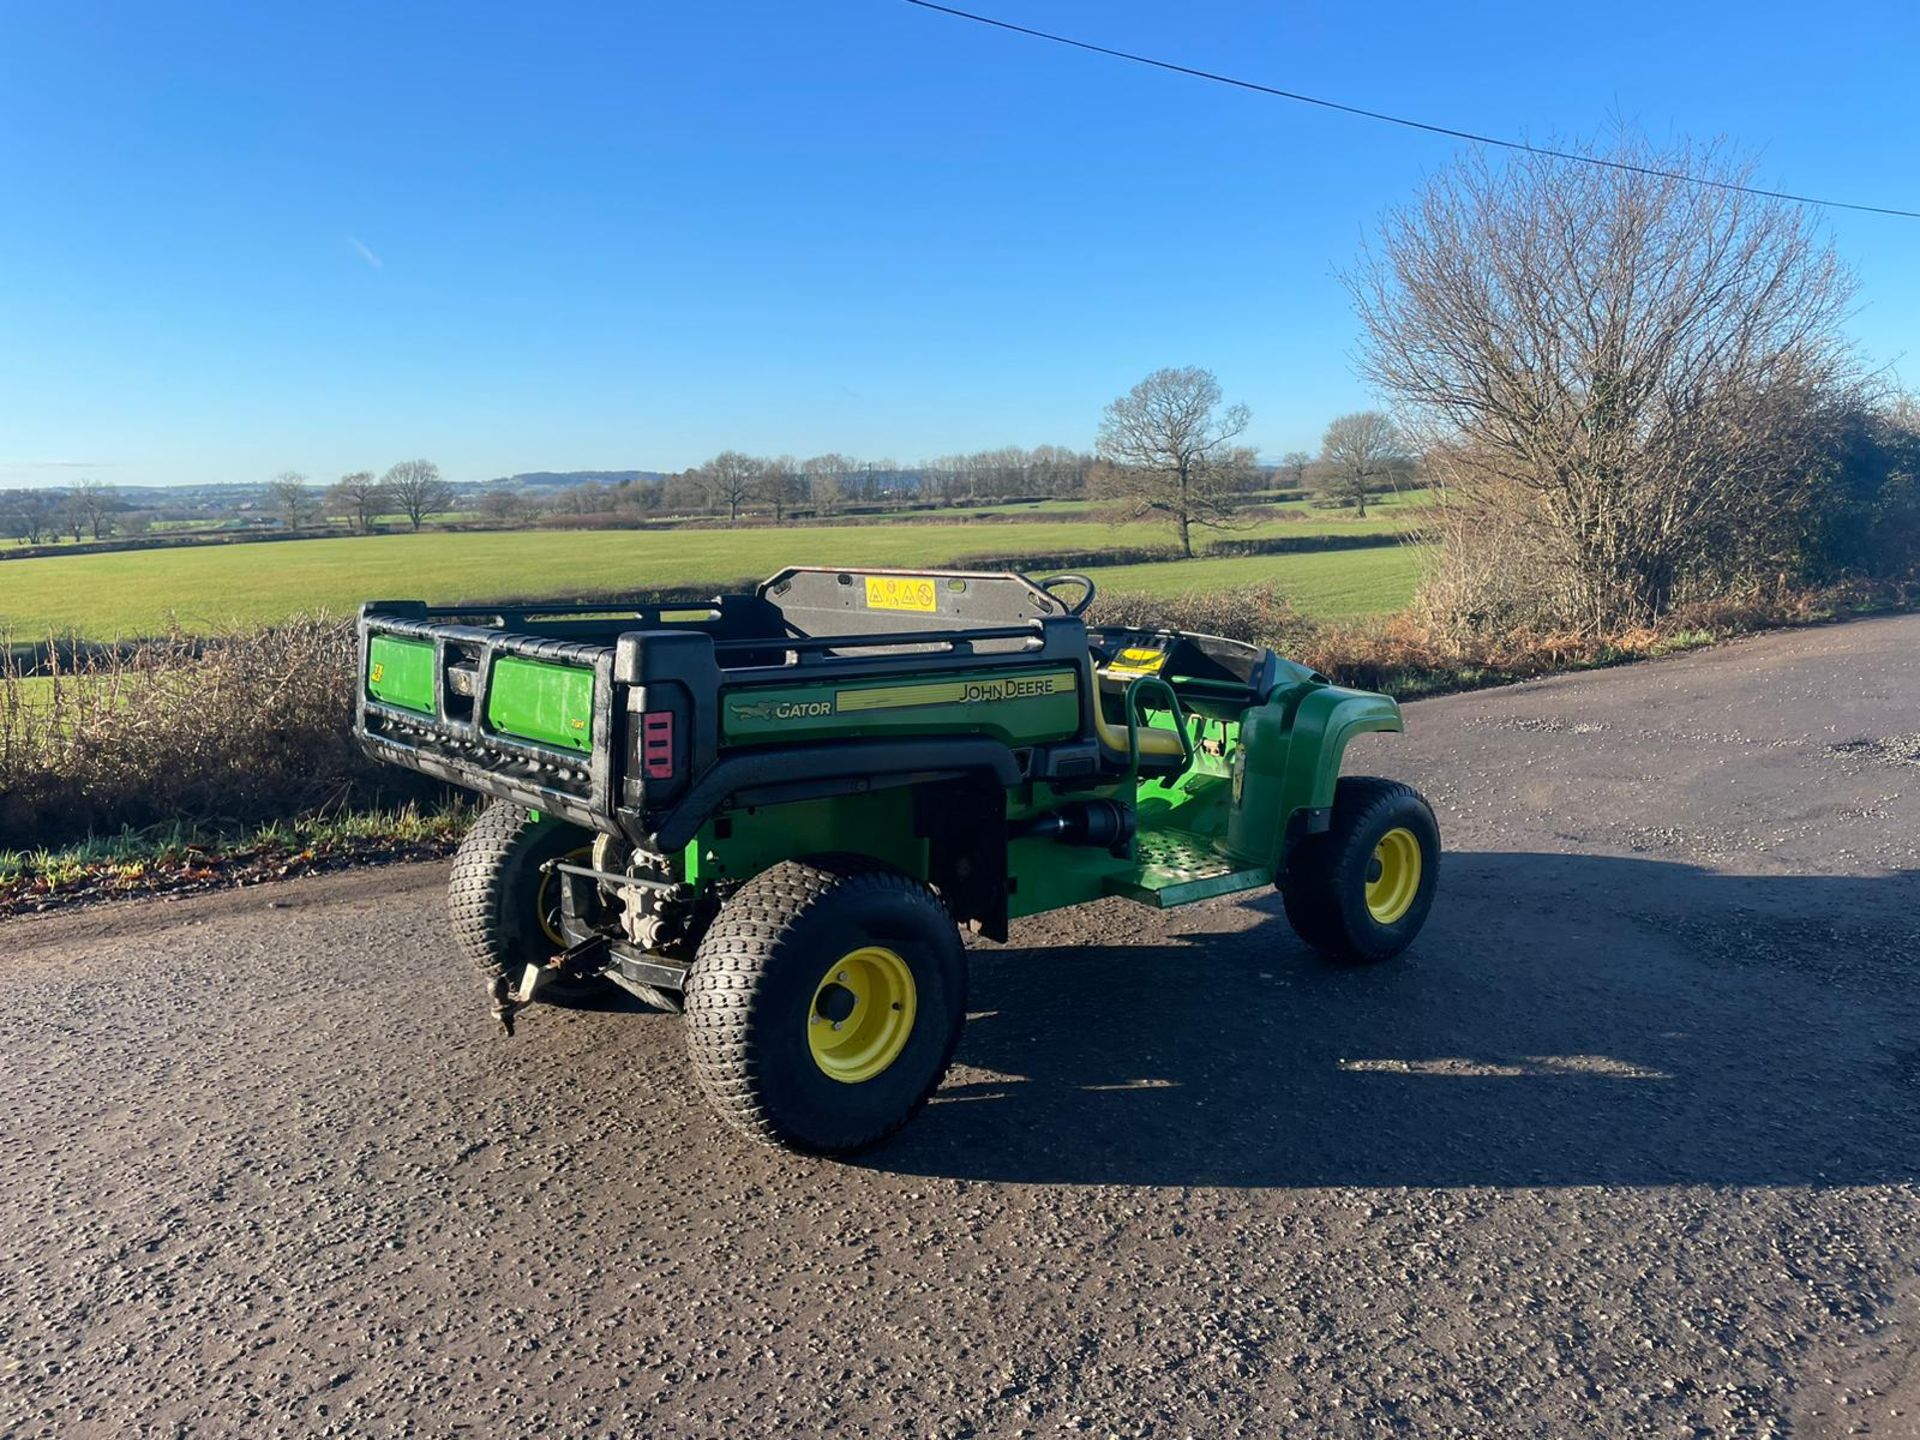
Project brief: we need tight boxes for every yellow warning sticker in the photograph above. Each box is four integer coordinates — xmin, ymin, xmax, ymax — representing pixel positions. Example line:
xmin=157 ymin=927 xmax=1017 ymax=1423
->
xmin=1104 ymin=646 xmax=1167 ymax=677
xmin=863 ymin=575 xmax=939 ymax=613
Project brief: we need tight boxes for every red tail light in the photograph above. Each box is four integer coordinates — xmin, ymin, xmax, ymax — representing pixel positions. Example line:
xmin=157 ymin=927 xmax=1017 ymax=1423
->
xmin=641 ymin=711 xmax=675 ymax=778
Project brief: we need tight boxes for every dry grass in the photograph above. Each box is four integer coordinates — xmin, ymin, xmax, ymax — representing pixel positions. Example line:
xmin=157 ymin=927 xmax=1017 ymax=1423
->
xmin=1 ymin=619 xmax=437 ymax=847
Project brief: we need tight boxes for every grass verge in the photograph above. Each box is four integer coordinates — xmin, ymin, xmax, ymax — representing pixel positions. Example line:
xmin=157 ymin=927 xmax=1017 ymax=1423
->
xmin=0 ymin=803 xmax=470 ymax=917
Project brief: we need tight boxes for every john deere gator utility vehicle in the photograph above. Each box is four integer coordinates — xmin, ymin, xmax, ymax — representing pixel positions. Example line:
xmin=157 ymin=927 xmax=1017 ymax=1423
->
xmin=355 ymin=567 xmax=1439 ymax=1154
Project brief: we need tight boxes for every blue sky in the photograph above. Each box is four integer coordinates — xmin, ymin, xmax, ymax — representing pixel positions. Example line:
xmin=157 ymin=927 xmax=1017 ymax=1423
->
xmin=2 ymin=1 xmax=1915 ymax=489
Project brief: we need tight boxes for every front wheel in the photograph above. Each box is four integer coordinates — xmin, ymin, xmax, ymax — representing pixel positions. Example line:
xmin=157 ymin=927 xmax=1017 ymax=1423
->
xmin=682 ymin=857 xmax=967 ymax=1155
xmin=1281 ymin=777 xmax=1439 ymax=962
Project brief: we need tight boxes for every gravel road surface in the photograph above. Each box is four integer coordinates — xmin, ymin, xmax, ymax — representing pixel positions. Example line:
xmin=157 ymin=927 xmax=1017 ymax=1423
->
xmin=4 ymin=615 xmax=1918 ymax=1439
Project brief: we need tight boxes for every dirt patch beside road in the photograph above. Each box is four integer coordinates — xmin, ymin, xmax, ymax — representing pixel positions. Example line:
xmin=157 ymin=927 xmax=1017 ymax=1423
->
xmin=3 ymin=614 xmax=1918 ymax=1438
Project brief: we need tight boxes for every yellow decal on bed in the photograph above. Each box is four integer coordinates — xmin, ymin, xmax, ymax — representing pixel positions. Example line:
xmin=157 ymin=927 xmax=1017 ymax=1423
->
xmin=1103 ymin=646 xmax=1167 ymax=677
xmin=863 ymin=575 xmax=939 ymax=613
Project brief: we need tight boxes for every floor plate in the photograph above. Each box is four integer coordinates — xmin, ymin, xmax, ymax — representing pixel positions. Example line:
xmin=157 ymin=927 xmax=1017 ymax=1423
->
xmin=1104 ymin=828 xmax=1271 ymax=908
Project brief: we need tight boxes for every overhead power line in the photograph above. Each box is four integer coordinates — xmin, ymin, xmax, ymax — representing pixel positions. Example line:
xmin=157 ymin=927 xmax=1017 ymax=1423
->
xmin=903 ymin=0 xmax=1920 ymax=221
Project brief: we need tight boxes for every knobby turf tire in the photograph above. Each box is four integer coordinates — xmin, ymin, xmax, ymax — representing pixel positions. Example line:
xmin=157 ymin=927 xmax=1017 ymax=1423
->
xmin=447 ymin=802 xmax=610 ymax=995
xmin=1281 ymin=776 xmax=1440 ymax=963
xmin=683 ymin=857 xmax=967 ymax=1156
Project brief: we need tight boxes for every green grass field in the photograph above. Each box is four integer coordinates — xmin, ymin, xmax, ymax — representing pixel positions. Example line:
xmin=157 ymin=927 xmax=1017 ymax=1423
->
xmin=8 ymin=674 xmax=56 ymax=708
xmin=0 ymin=514 xmax=1423 ymax=638
xmin=1091 ymin=545 xmax=1426 ymax=617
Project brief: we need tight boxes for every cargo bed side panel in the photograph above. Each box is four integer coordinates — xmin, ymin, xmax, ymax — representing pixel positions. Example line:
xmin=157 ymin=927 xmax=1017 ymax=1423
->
xmin=721 ymin=666 xmax=1080 ymax=747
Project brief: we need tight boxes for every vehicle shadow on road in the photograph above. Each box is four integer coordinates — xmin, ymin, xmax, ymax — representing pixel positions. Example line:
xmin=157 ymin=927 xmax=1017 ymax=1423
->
xmin=870 ymin=852 xmax=1920 ymax=1188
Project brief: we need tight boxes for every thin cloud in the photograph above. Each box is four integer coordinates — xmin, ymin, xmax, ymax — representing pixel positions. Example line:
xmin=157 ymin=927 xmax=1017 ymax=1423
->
xmin=0 ymin=459 xmax=107 ymax=468
xmin=347 ymin=236 xmax=383 ymax=269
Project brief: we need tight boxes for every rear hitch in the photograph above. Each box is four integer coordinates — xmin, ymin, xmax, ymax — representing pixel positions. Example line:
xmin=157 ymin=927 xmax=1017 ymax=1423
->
xmin=486 ymin=934 xmax=612 ymax=1036
xmin=487 ymin=972 xmax=520 ymax=1036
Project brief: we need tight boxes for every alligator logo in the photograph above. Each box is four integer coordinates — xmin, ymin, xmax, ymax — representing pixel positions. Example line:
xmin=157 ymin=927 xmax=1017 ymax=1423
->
xmin=730 ymin=696 xmax=836 ymax=723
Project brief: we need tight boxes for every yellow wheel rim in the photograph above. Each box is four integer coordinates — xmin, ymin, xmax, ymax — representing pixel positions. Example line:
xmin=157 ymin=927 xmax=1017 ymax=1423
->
xmin=537 ymin=845 xmax=593 ymax=947
xmin=1365 ymin=827 xmax=1422 ymax=925
xmin=807 ymin=946 xmax=917 ymax=1084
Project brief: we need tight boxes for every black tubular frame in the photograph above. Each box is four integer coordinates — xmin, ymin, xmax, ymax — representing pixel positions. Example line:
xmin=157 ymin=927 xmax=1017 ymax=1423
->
xmin=356 ymin=605 xmax=624 ymax=834
xmin=709 ymin=620 xmax=1045 ymax=659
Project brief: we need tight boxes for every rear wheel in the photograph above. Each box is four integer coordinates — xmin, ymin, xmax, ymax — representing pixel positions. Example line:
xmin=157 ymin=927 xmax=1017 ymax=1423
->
xmin=1281 ymin=777 xmax=1439 ymax=962
xmin=683 ymin=857 xmax=967 ymax=1155
xmin=448 ymin=802 xmax=612 ymax=999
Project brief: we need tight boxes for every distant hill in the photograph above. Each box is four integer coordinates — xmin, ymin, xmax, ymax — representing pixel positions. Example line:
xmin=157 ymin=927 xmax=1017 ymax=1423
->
xmin=105 ymin=482 xmax=275 ymax=505
xmin=481 ymin=471 xmax=666 ymax=491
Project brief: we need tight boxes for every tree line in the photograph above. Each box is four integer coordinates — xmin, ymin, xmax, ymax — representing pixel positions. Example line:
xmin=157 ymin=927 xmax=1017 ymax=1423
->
xmin=523 ymin=447 xmax=1106 ymax=527
xmin=1 ymin=419 xmax=1421 ymax=551
xmin=0 ymin=461 xmax=456 ymax=545
xmin=530 ymin=425 xmax=1410 ymax=542
xmin=1 ymin=479 xmax=120 ymax=544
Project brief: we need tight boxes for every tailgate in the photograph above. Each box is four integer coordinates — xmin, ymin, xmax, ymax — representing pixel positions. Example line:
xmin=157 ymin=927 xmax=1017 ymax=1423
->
xmin=355 ymin=610 xmax=620 ymax=833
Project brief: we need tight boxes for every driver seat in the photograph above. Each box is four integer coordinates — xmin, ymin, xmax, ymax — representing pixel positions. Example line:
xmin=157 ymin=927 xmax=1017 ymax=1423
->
xmin=1086 ymin=655 xmax=1190 ymax=778
xmin=1030 ymin=572 xmax=1190 ymax=779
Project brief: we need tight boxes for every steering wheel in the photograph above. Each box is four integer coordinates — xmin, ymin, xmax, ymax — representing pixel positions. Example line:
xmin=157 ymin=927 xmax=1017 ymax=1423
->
xmin=1036 ymin=573 xmax=1096 ymax=617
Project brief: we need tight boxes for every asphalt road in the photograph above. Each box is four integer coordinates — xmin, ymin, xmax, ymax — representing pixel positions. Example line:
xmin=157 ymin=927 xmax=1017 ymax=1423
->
xmin=4 ymin=615 xmax=1919 ymax=1439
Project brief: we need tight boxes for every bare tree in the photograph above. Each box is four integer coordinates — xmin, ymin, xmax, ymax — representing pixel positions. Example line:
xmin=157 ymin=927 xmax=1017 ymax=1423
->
xmin=919 ymin=455 xmax=966 ymax=506
xmin=381 ymin=459 xmax=454 ymax=532
xmin=802 ymin=454 xmax=851 ymax=512
xmin=325 ymin=471 xmax=387 ymax=534
xmin=554 ymin=481 xmax=611 ymax=516
xmin=477 ymin=487 xmax=534 ymax=525
xmin=68 ymin=479 xmax=117 ymax=540
xmin=612 ymin=476 xmax=664 ymax=514
xmin=1277 ymin=450 xmax=1312 ymax=493
xmin=662 ymin=469 xmax=710 ymax=513
xmin=1317 ymin=412 xmax=1406 ymax=518
xmin=1094 ymin=367 xmax=1253 ymax=557
xmin=699 ymin=451 xmax=764 ymax=524
xmin=1348 ymin=135 xmax=1858 ymax=631
xmin=759 ymin=455 xmax=802 ymax=522
xmin=1 ymin=489 xmax=58 ymax=544
xmin=268 ymin=471 xmax=321 ymax=530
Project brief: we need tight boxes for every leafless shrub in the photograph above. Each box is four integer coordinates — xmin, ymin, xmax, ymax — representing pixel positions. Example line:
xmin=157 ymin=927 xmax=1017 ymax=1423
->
xmin=1349 ymin=135 xmax=1861 ymax=633
xmin=1 ymin=620 xmax=437 ymax=846
xmin=1086 ymin=585 xmax=1319 ymax=655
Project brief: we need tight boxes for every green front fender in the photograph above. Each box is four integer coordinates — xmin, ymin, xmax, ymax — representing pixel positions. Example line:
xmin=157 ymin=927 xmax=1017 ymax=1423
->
xmin=1226 ymin=683 xmax=1404 ymax=869
xmin=1285 ymin=683 xmax=1405 ymax=814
